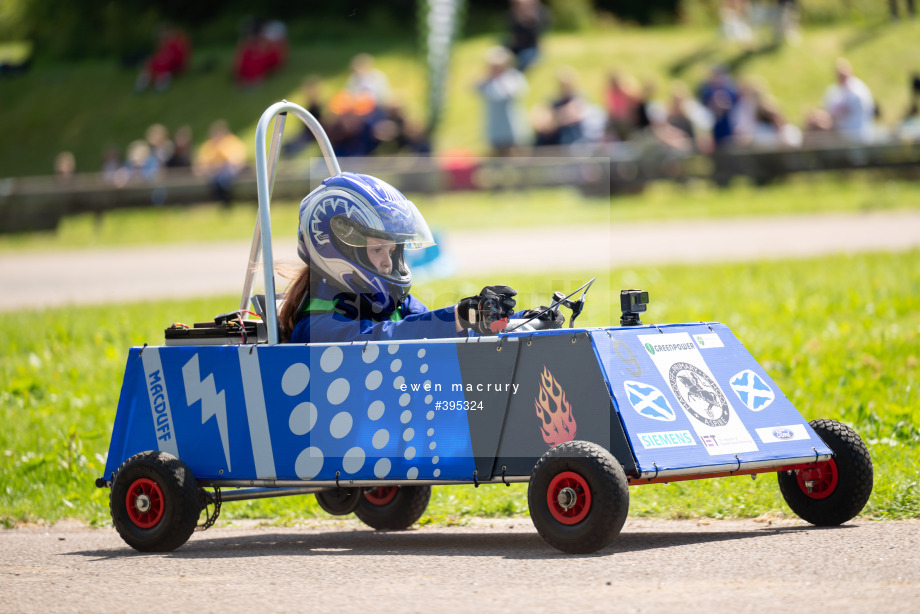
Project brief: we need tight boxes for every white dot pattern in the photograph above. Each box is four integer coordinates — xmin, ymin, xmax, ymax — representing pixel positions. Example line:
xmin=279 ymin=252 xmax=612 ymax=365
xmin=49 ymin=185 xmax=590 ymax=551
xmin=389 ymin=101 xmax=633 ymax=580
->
xmin=327 ymin=378 xmax=350 ymax=405
xmin=330 ymin=411 xmax=353 ymax=438
xmin=343 ymin=447 xmax=365 ymax=474
xmin=289 ymin=402 xmax=317 ymax=436
xmin=365 ymin=370 xmax=382 ymax=390
xmin=368 ymin=400 xmax=385 ymax=420
xmin=286 ymin=342 xmax=464 ymax=482
xmin=281 ymin=363 xmax=310 ymax=397
xmin=320 ymin=346 xmax=343 ymax=373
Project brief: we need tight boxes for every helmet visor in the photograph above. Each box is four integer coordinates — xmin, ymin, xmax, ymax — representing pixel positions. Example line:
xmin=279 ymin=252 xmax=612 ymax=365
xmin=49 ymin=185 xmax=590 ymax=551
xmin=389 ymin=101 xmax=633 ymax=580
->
xmin=329 ymin=202 xmax=435 ymax=250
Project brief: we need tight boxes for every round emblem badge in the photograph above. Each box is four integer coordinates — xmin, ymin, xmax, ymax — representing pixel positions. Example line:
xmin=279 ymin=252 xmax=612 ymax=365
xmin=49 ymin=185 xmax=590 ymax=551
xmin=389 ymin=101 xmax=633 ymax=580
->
xmin=668 ymin=362 xmax=731 ymax=427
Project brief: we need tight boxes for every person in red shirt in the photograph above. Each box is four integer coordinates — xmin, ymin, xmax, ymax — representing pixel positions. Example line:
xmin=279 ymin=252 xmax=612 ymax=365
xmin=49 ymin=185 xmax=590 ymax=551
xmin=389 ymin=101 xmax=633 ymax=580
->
xmin=135 ymin=26 xmax=191 ymax=93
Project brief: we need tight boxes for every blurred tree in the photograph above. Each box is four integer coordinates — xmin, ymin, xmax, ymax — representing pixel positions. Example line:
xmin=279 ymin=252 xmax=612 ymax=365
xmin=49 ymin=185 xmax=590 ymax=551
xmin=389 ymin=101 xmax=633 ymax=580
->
xmin=10 ymin=0 xmax=418 ymax=60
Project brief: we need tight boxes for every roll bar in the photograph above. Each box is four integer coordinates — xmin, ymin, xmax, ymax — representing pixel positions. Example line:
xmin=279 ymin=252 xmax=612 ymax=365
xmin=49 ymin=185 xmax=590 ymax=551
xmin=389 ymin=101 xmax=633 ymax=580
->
xmin=244 ymin=101 xmax=342 ymax=345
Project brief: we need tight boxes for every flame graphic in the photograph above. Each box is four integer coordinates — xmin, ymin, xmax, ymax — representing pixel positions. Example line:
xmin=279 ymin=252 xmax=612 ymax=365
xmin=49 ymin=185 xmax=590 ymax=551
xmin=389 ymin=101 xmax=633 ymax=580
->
xmin=535 ymin=366 xmax=576 ymax=446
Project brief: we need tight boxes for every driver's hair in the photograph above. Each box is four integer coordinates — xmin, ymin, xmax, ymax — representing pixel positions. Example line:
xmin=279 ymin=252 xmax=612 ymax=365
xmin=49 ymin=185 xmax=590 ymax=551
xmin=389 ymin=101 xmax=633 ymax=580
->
xmin=279 ymin=264 xmax=310 ymax=343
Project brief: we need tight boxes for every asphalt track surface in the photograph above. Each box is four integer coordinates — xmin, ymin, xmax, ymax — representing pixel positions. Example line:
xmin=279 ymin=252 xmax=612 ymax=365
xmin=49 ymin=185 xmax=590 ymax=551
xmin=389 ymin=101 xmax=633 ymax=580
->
xmin=3 ymin=209 xmax=920 ymax=312
xmin=1 ymin=518 xmax=919 ymax=613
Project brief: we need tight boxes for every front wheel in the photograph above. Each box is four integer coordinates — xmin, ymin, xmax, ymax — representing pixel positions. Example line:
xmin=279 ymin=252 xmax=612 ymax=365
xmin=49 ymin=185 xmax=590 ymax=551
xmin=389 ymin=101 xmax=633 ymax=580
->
xmin=777 ymin=419 xmax=873 ymax=526
xmin=528 ymin=441 xmax=629 ymax=554
xmin=354 ymin=485 xmax=431 ymax=530
xmin=110 ymin=451 xmax=201 ymax=552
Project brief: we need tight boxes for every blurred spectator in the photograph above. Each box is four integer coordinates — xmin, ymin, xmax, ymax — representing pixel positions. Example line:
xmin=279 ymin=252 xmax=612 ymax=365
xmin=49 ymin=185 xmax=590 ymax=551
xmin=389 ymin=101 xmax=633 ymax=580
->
xmin=477 ymin=46 xmax=531 ymax=155
xmin=282 ymin=76 xmax=325 ymax=158
xmin=635 ymin=79 xmax=664 ymax=132
xmin=195 ymin=120 xmax=247 ymax=207
xmin=699 ymin=65 xmax=741 ymax=148
xmin=54 ymin=151 xmax=76 ymax=184
xmin=899 ymin=102 xmax=920 ymax=141
xmin=627 ymin=80 xmax=694 ymax=152
xmin=262 ymin=21 xmax=289 ymax=68
xmin=605 ymin=72 xmax=641 ymax=140
xmin=135 ymin=25 xmax=191 ymax=93
xmin=772 ymin=0 xmax=800 ymax=46
xmin=534 ymin=67 xmax=590 ymax=146
xmin=100 ymin=144 xmax=122 ymax=183
xmin=897 ymin=73 xmax=920 ymax=141
xmin=889 ymin=0 xmax=916 ymax=19
xmin=505 ymin=0 xmax=550 ymax=72
xmin=233 ymin=19 xmax=288 ymax=88
xmin=666 ymin=83 xmax=714 ymax=152
xmin=166 ymin=125 xmax=193 ymax=169
xmin=823 ymin=58 xmax=875 ymax=143
xmin=720 ymin=0 xmax=753 ymax=44
xmin=732 ymin=78 xmax=801 ymax=147
xmin=346 ymin=53 xmax=391 ymax=106
xmin=326 ymin=90 xmax=382 ymax=157
xmin=802 ymin=108 xmax=834 ymax=144
xmin=699 ymin=66 xmax=739 ymax=148
xmin=113 ymin=140 xmax=159 ymax=186
xmin=145 ymin=123 xmax=174 ymax=166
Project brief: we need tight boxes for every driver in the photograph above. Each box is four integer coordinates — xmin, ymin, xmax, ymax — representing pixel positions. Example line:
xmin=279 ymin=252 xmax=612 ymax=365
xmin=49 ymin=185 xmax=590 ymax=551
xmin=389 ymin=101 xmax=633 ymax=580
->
xmin=280 ymin=172 xmax=520 ymax=343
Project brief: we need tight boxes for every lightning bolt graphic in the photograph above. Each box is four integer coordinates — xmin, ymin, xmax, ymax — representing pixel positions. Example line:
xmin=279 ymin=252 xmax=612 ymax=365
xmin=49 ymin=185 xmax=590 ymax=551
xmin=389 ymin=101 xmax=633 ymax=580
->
xmin=182 ymin=354 xmax=231 ymax=472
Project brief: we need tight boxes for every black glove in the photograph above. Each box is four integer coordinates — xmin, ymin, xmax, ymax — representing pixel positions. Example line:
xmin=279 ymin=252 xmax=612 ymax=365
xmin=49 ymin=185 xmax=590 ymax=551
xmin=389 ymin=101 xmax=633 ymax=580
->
xmin=457 ymin=285 xmax=517 ymax=335
xmin=521 ymin=306 xmax=565 ymax=330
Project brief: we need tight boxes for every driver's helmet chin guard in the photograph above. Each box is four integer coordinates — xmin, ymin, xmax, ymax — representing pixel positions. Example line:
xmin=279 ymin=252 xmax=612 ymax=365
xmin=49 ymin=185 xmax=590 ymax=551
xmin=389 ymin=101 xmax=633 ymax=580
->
xmin=297 ymin=172 xmax=435 ymax=315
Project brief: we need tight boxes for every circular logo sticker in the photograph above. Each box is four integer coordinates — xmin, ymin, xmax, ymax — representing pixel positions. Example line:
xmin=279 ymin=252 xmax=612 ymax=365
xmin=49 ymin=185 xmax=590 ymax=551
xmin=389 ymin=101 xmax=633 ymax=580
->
xmin=668 ymin=362 xmax=731 ymax=427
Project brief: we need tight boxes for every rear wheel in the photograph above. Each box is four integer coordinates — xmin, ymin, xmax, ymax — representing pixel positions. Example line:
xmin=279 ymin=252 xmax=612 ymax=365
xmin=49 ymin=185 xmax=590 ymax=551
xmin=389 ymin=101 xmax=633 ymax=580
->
xmin=354 ymin=485 xmax=431 ymax=530
xmin=778 ymin=419 xmax=873 ymax=526
xmin=110 ymin=451 xmax=201 ymax=552
xmin=528 ymin=441 xmax=629 ymax=554
xmin=315 ymin=487 xmax=364 ymax=516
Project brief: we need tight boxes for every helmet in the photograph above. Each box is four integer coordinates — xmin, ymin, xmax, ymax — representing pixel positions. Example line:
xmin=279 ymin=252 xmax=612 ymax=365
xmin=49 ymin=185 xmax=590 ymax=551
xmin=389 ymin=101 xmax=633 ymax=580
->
xmin=297 ymin=172 xmax=435 ymax=314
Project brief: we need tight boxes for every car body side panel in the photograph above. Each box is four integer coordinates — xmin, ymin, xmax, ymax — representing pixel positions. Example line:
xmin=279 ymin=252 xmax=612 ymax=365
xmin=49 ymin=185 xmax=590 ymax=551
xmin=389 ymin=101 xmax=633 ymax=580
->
xmin=491 ymin=333 xmax=636 ymax=477
xmin=104 ymin=342 xmax=477 ymax=482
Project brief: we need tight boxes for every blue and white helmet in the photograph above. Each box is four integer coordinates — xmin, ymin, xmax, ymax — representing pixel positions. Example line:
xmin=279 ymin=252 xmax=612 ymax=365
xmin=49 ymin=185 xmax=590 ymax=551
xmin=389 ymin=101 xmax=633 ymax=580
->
xmin=297 ymin=172 xmax=435 ymax=314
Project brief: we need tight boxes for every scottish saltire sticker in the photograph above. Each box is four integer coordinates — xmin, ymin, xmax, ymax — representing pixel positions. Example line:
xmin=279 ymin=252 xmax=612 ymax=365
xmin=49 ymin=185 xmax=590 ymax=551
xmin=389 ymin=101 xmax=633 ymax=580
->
xmin=624 ymin=381 xmax=676 ymax=422
xmin=639 ymin=333 xmax=758 ymax=455
xmin=730 ymin=369 xmax=775 ymax=411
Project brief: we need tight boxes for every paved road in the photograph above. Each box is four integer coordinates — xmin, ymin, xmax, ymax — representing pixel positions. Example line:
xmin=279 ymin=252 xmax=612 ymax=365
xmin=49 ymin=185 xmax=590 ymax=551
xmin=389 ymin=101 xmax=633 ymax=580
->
xmin=3 ymin=210 xmax=920 ymax=312
xmin=1 ymin=518 xmax=918 ymax=613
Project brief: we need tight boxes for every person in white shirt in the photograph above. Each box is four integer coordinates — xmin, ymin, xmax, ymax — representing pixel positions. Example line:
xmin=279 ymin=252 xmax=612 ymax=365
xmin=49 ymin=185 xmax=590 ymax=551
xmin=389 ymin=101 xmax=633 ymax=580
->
xmin=823 ymin=58 xmax=876 ymax=143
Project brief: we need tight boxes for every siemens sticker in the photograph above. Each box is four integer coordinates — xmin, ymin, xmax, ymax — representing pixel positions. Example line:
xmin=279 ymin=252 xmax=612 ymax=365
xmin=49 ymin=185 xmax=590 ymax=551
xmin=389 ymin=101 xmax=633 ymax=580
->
xmin=141 ymin=349 xmax=179 ymax=456
xmin=637 ymin=430 xmax=696 ymax=449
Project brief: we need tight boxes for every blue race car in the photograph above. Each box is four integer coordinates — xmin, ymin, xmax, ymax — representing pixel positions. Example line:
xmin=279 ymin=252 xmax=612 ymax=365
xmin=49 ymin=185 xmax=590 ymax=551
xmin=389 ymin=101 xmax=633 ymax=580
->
xmin=97 ymin=102 xmax=873 ymax=554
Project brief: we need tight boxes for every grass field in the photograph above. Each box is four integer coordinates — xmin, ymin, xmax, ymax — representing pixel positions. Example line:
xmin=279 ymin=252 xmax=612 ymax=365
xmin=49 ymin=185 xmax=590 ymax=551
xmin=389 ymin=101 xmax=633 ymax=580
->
xmin=2 ymin=248 xmax=917 ymax=527
xmin=1 ymin=20 xmax=918 ymax=177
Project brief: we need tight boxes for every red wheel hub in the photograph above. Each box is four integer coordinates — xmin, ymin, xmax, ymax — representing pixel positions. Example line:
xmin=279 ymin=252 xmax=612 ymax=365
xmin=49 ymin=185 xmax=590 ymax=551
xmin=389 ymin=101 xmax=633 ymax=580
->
xmin=125 ymin=478 xmax=165 ymax=529
xmin=796 ymin=459 xmax=839 ymax=500
xmin=547 ymin=471 xmax=591 ymax=525
xmin=364 ymin=486 xmax=398 ymax=506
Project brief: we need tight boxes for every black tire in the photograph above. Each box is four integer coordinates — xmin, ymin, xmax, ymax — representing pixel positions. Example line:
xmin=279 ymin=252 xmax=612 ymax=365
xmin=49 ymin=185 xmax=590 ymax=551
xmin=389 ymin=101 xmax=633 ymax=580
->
xmin=354 ymin=485 xmax=431 ymax=530
xmin=528 ymin=440 xmax=629 ymax=554
xmin=315 ymin=487 xmax=364 ymax=516
xmin=110 ymin=451 xmax=201 ymax=552
xmin=777 ymin=419 xmax=873 ymax=526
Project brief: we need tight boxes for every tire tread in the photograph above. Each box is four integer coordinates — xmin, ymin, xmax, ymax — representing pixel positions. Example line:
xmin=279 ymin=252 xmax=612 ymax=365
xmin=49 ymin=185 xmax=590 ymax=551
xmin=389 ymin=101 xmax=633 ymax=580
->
xmin=528 ymin=441 xmax=629 ymax=554
xmin=778 ymin=419 xmax=873 ymax=526
xmin=110 ymin=451 xmax=201 ymax=552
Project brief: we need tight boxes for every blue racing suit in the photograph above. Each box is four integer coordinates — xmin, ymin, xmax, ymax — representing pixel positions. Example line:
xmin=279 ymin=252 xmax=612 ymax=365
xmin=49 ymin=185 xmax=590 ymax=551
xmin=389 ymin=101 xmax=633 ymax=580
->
xmin=289 ymin=281 xmax=462 ymax=344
